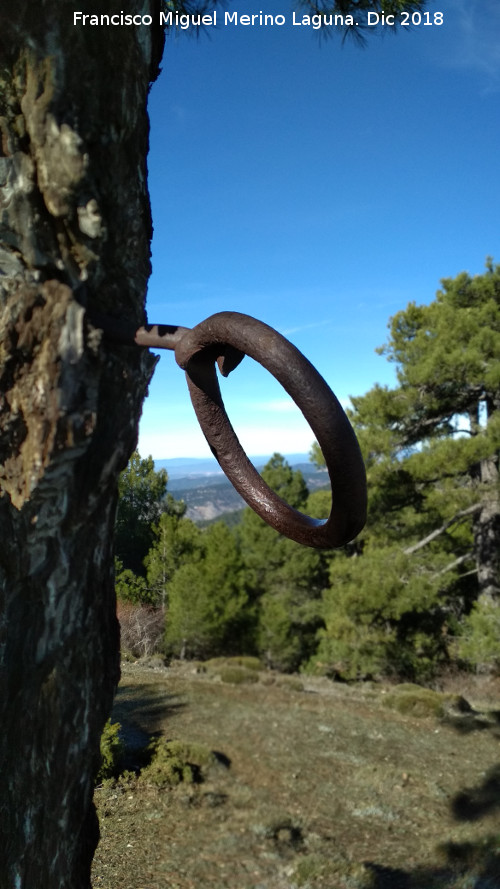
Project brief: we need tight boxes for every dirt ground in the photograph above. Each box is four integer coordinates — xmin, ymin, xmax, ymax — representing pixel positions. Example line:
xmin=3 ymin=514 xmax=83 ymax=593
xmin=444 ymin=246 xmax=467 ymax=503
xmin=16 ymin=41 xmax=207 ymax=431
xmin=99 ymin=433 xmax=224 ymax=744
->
xmin=92 ymin=660 xmax=500 ymax=889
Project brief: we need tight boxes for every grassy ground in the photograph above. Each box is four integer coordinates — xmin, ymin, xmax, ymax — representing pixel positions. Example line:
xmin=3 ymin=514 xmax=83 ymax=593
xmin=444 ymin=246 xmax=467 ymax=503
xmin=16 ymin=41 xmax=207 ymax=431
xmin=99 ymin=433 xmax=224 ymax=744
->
xmin=92 ymin=660 xmax=500 ymax=889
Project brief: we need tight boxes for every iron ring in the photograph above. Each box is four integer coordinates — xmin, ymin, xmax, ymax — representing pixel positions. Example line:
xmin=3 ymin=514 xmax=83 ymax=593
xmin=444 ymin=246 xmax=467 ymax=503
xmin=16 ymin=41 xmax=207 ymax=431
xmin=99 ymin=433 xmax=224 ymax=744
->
xmin=175 ymin=311 xmax=366 ymax=548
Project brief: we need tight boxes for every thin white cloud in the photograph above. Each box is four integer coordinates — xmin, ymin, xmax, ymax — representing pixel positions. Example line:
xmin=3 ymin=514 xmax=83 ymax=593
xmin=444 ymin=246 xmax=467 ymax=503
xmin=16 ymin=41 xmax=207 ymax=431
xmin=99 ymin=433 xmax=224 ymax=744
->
xmin=440 ymin=0 xmax=500 ymax=88
xmin=280 ymin=318 xmax=332 ymax=336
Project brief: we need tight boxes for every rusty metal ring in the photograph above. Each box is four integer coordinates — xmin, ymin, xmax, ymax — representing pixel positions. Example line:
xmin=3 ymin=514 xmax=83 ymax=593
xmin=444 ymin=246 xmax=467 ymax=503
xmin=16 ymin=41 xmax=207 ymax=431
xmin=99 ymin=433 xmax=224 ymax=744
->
xmin=174 ymin=311 xmax=366 ymax=548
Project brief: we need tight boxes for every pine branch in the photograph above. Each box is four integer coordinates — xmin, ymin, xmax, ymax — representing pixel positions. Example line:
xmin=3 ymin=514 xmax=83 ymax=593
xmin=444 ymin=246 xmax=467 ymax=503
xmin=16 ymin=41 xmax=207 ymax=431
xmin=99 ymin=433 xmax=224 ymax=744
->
xmin=433 ymin=552 xmax=474 ymax=579
xmin=403 ymin=503 xmax=482 ymax=556
xmin=294 ymin=0 xmax=429 ymax=43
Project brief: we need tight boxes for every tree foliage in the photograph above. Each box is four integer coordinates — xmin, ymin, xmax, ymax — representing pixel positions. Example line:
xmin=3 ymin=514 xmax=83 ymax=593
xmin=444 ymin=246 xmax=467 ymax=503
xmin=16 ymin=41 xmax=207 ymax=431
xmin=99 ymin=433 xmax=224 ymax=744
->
xmin=115 ymin=451 xmax=184 ymax=575
xmin=165 ymin=521 xmax=250 ymax=659
xmin=145 ymin=511 xmax=203 ymax=607
xmin=315 ymin=543 xmax=454 ymax=680
xmin=315 ymin=260 xmax=500 ymax=678
xmin=296 ymin=0 xmax=429 ymax=42
xmin=118 ymin=263 xmax=500 ymax=680
xmin=238 ymin=454 xmax=328 ymax=671
xmin=117 ymin=452 xmax=326 ymax=670
xmin=169 ymin=0 xmax=430 ymax=42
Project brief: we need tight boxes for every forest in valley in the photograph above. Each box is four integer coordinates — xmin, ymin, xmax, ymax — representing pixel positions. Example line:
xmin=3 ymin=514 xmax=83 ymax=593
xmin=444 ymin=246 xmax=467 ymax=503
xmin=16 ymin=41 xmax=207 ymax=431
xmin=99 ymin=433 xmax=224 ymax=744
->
xmin=115 ymin=260 xmax=500 ymax=683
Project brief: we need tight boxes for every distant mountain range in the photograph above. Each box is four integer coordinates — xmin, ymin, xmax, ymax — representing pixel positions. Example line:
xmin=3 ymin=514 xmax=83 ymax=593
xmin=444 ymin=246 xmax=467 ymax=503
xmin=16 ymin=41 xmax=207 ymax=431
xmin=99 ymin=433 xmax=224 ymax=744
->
xmin=155 ymin=453 xmax=313 ymax=478
xmin=155 ymin=454 xmax=329 ymax=523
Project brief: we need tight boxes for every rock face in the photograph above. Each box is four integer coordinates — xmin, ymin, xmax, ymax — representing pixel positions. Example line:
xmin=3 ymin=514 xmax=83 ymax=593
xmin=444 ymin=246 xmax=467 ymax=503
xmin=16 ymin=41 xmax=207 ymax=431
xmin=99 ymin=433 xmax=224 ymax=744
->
xmin=0 ymin=5 xmax=164 ymax=886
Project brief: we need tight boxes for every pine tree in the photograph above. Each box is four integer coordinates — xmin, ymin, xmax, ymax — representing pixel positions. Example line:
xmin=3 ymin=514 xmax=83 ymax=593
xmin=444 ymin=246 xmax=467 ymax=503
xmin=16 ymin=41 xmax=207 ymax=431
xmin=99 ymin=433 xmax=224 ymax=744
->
xmin=239 ymin=455 xmax=328 ymax=671
xmin=145 ymin=511 xmax=203 ymax=608
xmin=374 ymin=259 xmax=500 ymax=607
xmin=314 ymin=260 xmax=500 ymax=677
xmin=165 ymin=521 xmax=249 ymax=659
xmin=115 ymin=452 xmax=169 ymax=575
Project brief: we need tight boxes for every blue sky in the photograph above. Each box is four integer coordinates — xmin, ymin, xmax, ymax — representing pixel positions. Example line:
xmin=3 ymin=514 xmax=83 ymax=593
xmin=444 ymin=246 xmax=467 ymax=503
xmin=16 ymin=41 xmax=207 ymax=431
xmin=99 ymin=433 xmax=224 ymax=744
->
xmin=138 ymin=0 xmax=500 ymax=460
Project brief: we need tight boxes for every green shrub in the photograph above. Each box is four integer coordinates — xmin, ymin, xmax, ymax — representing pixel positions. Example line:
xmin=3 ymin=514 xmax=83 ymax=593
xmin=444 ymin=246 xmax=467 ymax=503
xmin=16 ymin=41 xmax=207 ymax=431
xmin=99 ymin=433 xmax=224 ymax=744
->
xmin=276 ymin=676 xmax=304 ymax=692
xmin=382 ymin=686 xmax=470 ymax=720
xmin=293 ymin=853 xmax=376 ymax=888
xmin=204 ymin=655 xmax=263 ymax=672
xmin=257 ymin=591 xmax=318 ymax=674
xmin=97 ymin=720 xmax=124 ymax=783
xmin=391 ymin=682 xmax=427 ymax=694
xmin=203 ymin=656 xmax=262 ymax=684
xmin=456 ymin=600 xmax=500 ymax=671
xmin=219 ymin=666 xmax=259 ymax=685
xmin=164 ymin=522 xmax=250 ymax=660
xmin=316 ymin=545 xmax=449 ymax=682
xmin=139 ymin=738 xmax=218 ymax=788
xmin=382 ymin=687 xmax=444 ymax=718
xmin=229 ymin=655 xmax=262 ymax=671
